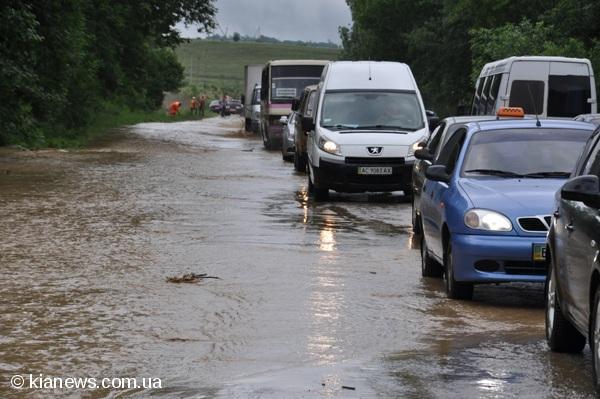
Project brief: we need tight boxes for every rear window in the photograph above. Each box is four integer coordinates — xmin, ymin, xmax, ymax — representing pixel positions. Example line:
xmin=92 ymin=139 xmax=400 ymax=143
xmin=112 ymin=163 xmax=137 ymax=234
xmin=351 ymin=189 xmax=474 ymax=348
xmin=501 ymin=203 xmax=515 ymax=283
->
xmin=509 ymin=80 xmax=544 ymax=115
xmin=548 ymin=75 xmax=592 ymax=117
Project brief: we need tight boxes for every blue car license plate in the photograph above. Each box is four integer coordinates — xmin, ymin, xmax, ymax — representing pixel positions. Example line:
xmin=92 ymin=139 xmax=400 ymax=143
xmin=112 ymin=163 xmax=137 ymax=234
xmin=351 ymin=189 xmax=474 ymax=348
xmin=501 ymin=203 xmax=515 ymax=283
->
xmin=532 ymin=243 xmax=546 ymax=262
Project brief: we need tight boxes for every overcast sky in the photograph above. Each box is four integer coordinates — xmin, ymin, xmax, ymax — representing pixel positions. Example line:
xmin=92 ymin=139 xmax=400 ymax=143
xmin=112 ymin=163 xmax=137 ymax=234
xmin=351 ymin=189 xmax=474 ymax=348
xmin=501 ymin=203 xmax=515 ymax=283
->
xmin=177 ymin=0 xmax=352 ymax=44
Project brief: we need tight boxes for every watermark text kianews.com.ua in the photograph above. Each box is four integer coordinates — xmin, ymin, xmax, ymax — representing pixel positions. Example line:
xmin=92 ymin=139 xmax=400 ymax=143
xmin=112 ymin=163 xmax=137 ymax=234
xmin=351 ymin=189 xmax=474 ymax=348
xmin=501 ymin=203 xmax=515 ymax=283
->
xmin=10 ymin=374 xmax=162 ymax=390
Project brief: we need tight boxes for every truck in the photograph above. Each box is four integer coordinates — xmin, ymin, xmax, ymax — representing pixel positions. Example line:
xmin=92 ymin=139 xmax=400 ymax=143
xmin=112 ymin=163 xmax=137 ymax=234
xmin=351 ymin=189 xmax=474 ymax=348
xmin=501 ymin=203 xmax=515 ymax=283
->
xmin=243 ymin=64 xmax=263 ymax=132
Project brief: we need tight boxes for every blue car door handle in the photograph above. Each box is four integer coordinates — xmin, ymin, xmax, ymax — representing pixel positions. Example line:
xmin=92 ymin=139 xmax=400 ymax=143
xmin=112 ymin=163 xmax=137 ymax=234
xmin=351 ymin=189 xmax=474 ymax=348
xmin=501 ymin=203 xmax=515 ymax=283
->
xmin=553 ymin=210 xmax=560 ymax=218
xmin=565 ymin=224 xmax=574 ymax=232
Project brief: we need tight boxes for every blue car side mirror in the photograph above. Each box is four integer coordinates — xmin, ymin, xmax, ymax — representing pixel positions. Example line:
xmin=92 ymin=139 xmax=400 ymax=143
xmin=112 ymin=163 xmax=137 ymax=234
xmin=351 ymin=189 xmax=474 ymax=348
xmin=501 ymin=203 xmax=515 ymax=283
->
xmin=425 ymin=165 xmax=451 ymax=183
xmin=414 ymin=149 xmax=434 ymax=161
xmin=561 ymin=175 xmax=600 ymax=208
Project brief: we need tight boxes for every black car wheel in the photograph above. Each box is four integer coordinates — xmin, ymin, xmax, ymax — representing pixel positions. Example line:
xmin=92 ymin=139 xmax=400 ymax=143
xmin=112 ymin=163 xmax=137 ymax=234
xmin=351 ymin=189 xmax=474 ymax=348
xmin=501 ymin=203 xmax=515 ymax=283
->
xmin=545 ymin=259 xmax=586 ymax=352
xmin=420 ymin=229 xmax=442 ymax=278
xmin=592 ymin=288 xmax=600 ymax=388
xmin=412 ymin=199 xmax=421 ymax=235
xmin=444 ymin=240 xmax=473 ymax=300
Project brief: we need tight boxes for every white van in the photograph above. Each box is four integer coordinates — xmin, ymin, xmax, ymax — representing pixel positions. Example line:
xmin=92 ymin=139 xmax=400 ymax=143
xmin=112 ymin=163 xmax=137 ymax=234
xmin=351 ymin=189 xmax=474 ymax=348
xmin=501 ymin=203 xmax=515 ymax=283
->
xmin=471 ymin=56 xmax=596 ymax=118
xmin=304 ymin=61 xmax=429 ymax=200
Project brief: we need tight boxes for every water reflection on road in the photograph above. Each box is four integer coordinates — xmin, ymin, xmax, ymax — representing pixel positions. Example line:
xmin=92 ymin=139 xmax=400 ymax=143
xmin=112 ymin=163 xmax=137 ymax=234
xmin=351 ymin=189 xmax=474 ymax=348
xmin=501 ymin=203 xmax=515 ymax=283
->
xmin=0 ymin=116 xmax=594 ymax=398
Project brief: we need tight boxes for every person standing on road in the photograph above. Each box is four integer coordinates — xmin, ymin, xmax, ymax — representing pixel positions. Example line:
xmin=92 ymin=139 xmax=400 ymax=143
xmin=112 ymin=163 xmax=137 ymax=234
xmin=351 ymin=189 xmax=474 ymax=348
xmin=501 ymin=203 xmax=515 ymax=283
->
xmin=190 ymin=96 xmax=198 ymax=115
xmin=199 ymin=95 xmax=206 ymax=117
xmin=220 ymin=94 xmax=227 ymax=118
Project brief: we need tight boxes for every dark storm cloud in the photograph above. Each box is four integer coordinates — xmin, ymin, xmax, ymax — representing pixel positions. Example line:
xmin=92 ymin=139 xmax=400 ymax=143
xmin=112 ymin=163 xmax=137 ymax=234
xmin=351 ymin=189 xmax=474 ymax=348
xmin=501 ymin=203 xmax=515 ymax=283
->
xmin=177 ymin=0 xmax=352 ymax=43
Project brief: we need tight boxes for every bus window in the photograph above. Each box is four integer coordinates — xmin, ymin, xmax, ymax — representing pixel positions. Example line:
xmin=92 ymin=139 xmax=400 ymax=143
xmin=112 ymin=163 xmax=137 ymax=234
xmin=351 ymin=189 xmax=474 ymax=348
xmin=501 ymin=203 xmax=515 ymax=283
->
xmin=487 ymin=74 xmax=502 ymax=115
xmin=548 ymin=75 xmax=592 ymax=117
xmin=471 ymin=78 xmax=484 ymax=115
xmin=509 ymin=80 xmax=544 ymax=115
xmin=480 ymin=76 xmax=493 ymax=114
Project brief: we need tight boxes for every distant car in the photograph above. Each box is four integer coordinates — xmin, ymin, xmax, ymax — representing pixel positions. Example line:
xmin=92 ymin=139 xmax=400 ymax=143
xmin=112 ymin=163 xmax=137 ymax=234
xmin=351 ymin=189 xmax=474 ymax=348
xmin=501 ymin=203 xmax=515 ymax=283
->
xmin=545 ymin=125 xmax=600 ymax=387
xmin=293 ymin=85 xmax=318 ymax=172
xmin=280 ymin=113 xmax=297 ymax=161
xmin=209 ymin=100 xmax=221 ymax=113
xmin=226 ymin=100 xmax=243 ymax=115
xmin=574 ymin=113 xmax=600 ymax=125
xmin=419 ymin=117 xmax=594 ymax=299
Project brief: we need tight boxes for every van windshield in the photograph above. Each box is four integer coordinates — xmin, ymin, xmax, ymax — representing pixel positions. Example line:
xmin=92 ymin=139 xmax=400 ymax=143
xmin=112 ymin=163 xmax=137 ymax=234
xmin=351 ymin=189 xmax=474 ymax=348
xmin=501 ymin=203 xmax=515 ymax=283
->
xmin=320 ymin=91 xmax=424 ymax=131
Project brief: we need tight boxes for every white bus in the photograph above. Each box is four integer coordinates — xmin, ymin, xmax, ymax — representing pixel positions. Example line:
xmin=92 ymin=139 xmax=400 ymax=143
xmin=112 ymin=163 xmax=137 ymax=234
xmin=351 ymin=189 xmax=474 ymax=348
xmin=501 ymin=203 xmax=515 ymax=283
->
xmin=470 ymin=56 xmax=596 ymax=118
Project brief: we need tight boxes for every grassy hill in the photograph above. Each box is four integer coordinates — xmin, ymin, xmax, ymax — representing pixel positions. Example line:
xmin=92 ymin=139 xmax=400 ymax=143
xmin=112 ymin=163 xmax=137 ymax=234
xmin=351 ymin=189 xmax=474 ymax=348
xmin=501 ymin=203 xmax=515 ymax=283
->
xmin=175 ymin=39 xmax=340 ymax=99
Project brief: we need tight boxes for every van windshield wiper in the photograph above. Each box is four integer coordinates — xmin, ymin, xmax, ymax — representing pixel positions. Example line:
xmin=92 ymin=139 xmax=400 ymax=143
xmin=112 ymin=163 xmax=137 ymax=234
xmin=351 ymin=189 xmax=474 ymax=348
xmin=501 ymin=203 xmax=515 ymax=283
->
xmin=355 ymin=124 xmax=413 ymax=132
xmin=322 ymin=124 xmax=360 ymax=130
xmin=522 ymin=171 xmax=571 ymax=178
xmin=464 ymin=169 xmax=526 ymax=178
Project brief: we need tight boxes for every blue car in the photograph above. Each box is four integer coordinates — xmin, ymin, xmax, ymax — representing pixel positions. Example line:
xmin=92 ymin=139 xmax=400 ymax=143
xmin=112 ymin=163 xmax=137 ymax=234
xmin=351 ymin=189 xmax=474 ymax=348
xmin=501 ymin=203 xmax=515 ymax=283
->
xmin=417 ymin=118 xmax=595 ymax=299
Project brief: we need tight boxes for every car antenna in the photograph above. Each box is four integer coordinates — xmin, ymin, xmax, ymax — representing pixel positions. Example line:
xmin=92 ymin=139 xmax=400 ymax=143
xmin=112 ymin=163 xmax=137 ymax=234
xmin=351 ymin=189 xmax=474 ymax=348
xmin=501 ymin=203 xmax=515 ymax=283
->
xmin=368 ymin=59 xmax=372 ymax=81
xmin=527 ymin=82 xmax=542 ymax=127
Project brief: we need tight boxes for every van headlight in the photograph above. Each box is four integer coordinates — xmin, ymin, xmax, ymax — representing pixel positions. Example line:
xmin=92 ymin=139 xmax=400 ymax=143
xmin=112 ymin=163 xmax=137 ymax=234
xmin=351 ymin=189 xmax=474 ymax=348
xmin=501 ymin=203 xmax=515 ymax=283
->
xmin=464 ymin=209 xmax=513 ymax=232
xmin=318 ymin=136 xmax=341 ymax=155
xmin=407 ymin=140 xmax=425 ymax=157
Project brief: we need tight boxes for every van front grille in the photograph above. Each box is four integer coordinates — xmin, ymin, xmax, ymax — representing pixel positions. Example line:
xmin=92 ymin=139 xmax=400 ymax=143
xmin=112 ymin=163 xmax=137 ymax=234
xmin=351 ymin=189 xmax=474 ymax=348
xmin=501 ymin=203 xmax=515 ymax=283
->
xmin=345 ymin=157 xmax=405 ymax=165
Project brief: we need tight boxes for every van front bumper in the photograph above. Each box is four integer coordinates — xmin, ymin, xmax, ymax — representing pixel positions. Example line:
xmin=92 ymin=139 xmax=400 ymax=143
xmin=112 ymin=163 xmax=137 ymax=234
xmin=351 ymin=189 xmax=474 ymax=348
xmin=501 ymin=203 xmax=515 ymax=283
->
xmin=312 ymin=157 xmax=413 ymax=193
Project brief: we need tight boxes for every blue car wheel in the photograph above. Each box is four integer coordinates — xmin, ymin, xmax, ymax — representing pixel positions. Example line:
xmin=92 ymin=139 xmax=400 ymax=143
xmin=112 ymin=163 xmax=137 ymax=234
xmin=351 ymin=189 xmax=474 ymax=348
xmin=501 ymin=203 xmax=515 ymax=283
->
xmin=444 ymin=240 xmax=474 ymax=300
xmin=420 ymin=229 xmax=442 ymax=278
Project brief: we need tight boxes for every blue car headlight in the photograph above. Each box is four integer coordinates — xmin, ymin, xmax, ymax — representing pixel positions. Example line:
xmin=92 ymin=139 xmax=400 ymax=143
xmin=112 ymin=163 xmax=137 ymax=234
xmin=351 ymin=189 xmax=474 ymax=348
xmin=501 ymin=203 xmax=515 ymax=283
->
xmin=464 ymin=209 xmax=512 ymax=232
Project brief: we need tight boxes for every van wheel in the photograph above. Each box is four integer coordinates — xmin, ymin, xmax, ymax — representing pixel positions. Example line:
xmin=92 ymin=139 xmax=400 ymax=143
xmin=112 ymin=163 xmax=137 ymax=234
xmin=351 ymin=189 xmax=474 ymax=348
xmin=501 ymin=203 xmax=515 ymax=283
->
xmin=420 ymin=229 xmax=442 ymax=278
xmin=592 ymin=288 xmax=600 ymax=388
xmin=444 ymin=240 xmax=473 ymax=300
xmin=307 ymin=167 xmax=328 ymax=201
xmin=545 ymin=260 xmax=585 ymax=352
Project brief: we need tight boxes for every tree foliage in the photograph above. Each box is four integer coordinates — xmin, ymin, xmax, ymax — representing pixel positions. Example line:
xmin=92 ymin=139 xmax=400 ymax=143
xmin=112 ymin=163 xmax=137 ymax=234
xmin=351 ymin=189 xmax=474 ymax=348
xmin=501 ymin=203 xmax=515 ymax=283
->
xmin=0 ymin=1 xmax=216 ymax=146
xmin=341 ymin=0 xmax=600 ymax=116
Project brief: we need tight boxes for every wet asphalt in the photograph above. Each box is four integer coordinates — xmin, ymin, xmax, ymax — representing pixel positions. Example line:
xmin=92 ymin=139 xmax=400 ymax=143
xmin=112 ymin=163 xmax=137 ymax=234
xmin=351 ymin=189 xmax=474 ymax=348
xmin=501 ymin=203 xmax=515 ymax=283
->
xmin=0 ymin=116 xmax=596 ymax=398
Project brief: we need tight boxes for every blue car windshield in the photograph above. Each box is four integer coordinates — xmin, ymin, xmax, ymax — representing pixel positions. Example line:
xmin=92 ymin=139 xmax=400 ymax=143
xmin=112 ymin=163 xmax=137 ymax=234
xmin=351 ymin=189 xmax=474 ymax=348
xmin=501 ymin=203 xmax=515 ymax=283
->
xmin=462 ymin=128 xmax=592 ymax=178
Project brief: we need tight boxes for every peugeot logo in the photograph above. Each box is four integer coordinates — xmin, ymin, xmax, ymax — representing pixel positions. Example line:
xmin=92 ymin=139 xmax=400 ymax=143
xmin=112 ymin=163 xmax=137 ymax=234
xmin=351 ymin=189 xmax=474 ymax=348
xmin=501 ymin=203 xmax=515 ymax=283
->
xmin=367 ymin=146 xmax=383 ymax=156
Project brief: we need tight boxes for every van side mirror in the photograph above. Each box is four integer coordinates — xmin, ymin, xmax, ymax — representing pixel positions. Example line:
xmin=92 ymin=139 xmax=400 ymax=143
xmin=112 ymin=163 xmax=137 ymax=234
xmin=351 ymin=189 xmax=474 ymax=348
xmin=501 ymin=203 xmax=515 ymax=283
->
xmin=425 ymin=165 xmax=451 ymax=183
xmin=302 ymin=116 xmax=315 ymax=132
xmin=279 ymin=115 xmax=288 ymax=124
xmin=425 ymin=110 xmax=439 ymax=132
xmin=561 ymin=175 xmax=600 ymax=208
xmin=291 ymin=98 xmax=300 ymax=111
xmin=414 ymin=149 xmax=434 ymax=161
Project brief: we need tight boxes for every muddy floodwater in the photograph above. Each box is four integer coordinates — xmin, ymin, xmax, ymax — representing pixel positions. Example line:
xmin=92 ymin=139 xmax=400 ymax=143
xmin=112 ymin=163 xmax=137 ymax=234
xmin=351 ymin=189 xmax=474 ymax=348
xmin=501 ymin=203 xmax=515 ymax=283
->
xmin=0 ymin=116 xmax=595 ymax=398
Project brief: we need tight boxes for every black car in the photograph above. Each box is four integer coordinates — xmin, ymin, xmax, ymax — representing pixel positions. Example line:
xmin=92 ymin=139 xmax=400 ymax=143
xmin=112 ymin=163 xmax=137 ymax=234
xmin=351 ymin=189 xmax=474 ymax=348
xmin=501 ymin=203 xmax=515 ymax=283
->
xmin=545 ymin=126 xmax=600 ymax=387
xmin=225 ymin=100 xmax=243 ymax=116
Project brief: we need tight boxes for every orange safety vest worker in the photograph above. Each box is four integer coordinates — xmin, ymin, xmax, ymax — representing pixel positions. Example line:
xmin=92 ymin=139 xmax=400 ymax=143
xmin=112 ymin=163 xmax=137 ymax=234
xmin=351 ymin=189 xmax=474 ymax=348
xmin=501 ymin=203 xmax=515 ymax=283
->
xmin=168 ymin=101 xmax=181 ymax=116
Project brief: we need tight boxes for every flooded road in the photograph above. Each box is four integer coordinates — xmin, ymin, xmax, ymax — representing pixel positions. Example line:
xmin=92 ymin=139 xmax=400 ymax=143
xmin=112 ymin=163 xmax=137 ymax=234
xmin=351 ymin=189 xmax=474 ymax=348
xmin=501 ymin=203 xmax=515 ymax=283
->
xmin=0 ymin=116 xmax=595 ymax=398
